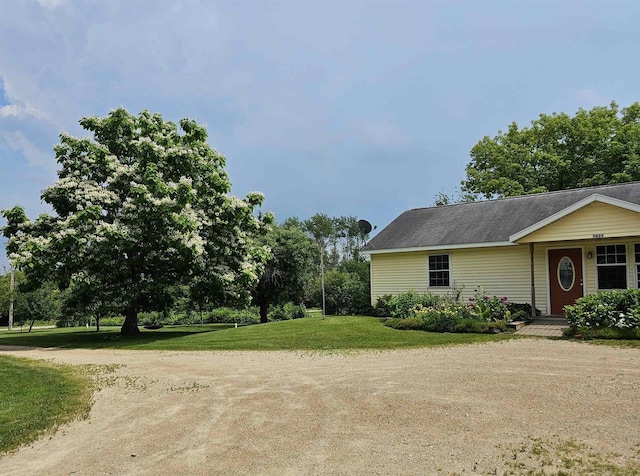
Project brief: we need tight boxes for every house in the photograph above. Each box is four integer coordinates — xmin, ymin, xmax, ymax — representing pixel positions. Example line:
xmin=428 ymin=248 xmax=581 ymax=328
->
xmin=361 ymin=182 xmax=640 ymax=316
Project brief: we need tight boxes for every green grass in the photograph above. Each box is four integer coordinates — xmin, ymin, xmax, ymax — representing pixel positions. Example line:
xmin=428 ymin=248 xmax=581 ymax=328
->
xmin=0 ymin=316 xmax=516 ymax=351
xmin=0 ymin=355 xmax=93 ymax=454
xmin=501 ymin=436 xmax=640 ymax=475
xmin=564 ymin=327 xmax=640 ymax=348
xmin=579 ymin=338 xmax=640 ymax=349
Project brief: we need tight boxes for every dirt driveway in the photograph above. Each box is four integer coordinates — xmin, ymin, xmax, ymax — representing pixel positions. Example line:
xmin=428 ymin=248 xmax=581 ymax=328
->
xmin=1 ymin=339 xmax=639 ymax=475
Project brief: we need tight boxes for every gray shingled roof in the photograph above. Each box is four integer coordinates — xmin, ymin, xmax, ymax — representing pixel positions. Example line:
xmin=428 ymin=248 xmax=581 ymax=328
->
xmin=362 ymin=182 xmax=640 ymax=252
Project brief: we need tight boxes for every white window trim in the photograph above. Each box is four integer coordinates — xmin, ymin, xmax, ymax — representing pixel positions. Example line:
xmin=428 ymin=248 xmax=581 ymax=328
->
xmin=428 ymin=253 xmax=451 ymax=288
xmin=595 ymin=243 xmax=628 ymax=290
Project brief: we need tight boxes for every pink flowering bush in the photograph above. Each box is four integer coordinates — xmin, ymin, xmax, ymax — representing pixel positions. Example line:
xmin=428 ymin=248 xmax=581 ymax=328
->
xmin=469 ymin=290 xmax=511 ymax=321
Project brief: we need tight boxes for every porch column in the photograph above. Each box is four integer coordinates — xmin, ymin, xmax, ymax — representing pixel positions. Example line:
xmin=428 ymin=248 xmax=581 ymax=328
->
xmin=529 ymin=242 xmax=536 ymax=319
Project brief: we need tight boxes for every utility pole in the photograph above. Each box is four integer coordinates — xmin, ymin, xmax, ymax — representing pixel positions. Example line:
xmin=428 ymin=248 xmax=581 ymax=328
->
xmin=8 ymin=268 xmax=15 ymax=330
xmin=320 ymin=245 xmax=326 ymax=318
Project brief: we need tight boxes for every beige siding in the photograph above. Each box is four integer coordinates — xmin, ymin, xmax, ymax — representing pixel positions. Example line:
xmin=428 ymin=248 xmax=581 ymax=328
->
xmin=370 ymin=251 xmax=428 ymax=302
xmin=370 ymin=246 xmax=538 ymax=309
xmin=517 ymin=202 xmax=640 ymax=243
xmin=370 ymin=237 xmax=640 ymax=313
xmin=450 ymin=246 xmax=532 ymax=304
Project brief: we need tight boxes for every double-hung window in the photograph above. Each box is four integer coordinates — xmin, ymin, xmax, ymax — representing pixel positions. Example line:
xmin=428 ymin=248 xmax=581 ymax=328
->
xmin=596 ymin=244 xmax=627 ymax=289
xmin=428 ymin=254 xmax=450 ymax=287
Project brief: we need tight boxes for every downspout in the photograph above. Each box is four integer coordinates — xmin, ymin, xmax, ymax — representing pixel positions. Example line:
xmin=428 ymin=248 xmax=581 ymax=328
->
xmin=530 ymin=242 xmax=536 ymax=319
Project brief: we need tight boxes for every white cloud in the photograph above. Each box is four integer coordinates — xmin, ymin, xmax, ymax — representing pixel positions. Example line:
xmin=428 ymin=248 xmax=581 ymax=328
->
xmin=0 ymin=103 xmax=47 ymax=120
xmin=3 ymin=131 xmax=56 ymax=172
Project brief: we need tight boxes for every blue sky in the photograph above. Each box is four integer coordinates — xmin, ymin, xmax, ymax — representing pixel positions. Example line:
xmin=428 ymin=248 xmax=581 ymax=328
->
xmin=1 ymin=0 xmax=639 ymax=270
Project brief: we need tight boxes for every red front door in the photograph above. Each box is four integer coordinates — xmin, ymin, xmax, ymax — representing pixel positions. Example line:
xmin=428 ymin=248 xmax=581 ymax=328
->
xmin=548 ymin=248 xmax=583 ymax=315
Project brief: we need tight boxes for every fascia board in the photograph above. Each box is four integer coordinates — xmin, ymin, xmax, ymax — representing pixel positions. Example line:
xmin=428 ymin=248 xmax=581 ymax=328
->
xmin=361 ymin=241 xmax=515 ymax=255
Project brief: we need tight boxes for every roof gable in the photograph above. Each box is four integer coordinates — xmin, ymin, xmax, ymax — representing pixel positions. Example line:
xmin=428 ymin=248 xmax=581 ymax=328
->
xmin=510 ymin=194 xmax=640 ymax=242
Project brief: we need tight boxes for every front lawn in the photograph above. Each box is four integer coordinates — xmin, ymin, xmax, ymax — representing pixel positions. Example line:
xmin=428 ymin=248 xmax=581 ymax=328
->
xmin=0 ymin=316 xmax=516 ymax=351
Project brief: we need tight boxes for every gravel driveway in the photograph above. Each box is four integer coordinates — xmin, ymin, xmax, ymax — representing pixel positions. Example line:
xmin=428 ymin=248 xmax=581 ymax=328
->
xmin=1 ymin=339 xmax=639 ymax=475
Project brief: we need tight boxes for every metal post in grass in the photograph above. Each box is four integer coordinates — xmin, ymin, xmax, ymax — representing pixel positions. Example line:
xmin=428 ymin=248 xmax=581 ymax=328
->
xmin=320 ymin=247 xmax=326 ymax=318
xmin=8 ymin=268 xmax=14 ymax=331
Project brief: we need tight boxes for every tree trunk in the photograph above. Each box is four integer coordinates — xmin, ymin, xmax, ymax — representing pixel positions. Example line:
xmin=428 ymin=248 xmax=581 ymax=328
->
xmin=28 ymin=318 xmax=36 ymax=333
xmin=96 ymin=316 xmax=100 ymax=332
xmin=121 ymin=306 xmax=140 ymax=336
xmin=259 ymin=300 xmax=269 ymax=324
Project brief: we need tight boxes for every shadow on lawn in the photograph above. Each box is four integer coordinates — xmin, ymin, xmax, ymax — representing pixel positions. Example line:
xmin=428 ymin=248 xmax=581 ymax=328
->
xmin=0 ymin=325 xmax=234 ymax=350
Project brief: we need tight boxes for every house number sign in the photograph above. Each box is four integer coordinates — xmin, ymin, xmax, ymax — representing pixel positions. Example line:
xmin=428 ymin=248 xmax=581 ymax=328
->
xmin=592 ymin=233 xmax=604 ymax=238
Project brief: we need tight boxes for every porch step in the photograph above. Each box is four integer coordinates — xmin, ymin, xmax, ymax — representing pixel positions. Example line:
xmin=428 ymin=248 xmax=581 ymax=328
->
xmin=508 ymin=320 xmax=526 ymax=331
xmin=514 ymin=317 xmax=569 ymax=337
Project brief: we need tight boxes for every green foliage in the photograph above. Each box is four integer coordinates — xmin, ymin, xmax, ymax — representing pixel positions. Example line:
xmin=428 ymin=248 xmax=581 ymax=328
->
xmin=303 ymin=213 xmax=335 ymax=245
xmin=384 ymin=317 xmax=508 ymax=334
xmin=378 ymin=290 xmax=517 ymax=334
xmin=16 ymin=281 xmax=64 ymax=326
xmin=268 ymin=302 xmax=307 ymax=321
xmin=93 ymin=316 xmax=123 ymax=327
xmin=204 ymin=307 xmax=259 ymax=324
xmin=2 ymin=108 xmax=271 ymax=335
xmin=468 ymin=290 xmax=510 ymax=321
xmin=506 ymin=302 xmax=540 ymax=321
xmin=462 ymin=101 xmax=640 ymax=199
xmin=309 ymin=265 xmax=372 ymax=315
xmin=373 ymin=294 xmax=394 ymax=317
xmin=0 ymin=355 xmax=92 ymax=454
xmin=252 ymin=224 xmax=315 ymax=323
xmin=374 ymin=290 xmax=445 ymax=318
xmin=564 ymin=289 xmax=640 ymax=330
xmin=61 ymin=308 xmax=261 ymax=328
xmin=0 ymin=272 xmax=64 ymax=328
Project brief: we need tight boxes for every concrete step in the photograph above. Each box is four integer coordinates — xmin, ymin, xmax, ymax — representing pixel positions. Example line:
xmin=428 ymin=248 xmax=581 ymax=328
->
xmin=508 ymin=320 xmax=526 ymax=331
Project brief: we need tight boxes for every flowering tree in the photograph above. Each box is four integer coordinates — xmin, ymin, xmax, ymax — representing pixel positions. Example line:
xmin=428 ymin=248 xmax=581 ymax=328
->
xmin=2 ymin=108 xmax=271 ymax=335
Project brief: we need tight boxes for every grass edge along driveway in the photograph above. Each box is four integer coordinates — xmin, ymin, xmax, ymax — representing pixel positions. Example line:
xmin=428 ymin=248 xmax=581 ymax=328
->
xmin=0 ymin=355 xmax=93 ymax=454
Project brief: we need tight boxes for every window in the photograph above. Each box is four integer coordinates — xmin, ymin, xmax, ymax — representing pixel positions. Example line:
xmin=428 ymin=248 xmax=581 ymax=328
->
xmin=428 ymin=254 xmax=450 ymax=287
xmin=635 ymin=244 xmax=640 ymax=288
xmin=596 ymin=244 xmax=627 ymax=289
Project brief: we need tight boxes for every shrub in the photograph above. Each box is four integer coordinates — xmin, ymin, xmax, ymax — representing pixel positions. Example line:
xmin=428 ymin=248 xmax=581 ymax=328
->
xmin=204 ymin=307 xmax=259 ymax=324
xmin=98 ymin=316 xmax=124 ymax=327
xmin=384 ymin=316 xmax=508 ymax=334
xmin=468 ymin=290 xmax=510 ymax=321
xmin=418 ymin=308 xmax=458 ymax=332
xmin=506 ymin=302 xmax=540 ymax=321
xmin=394 ymin=290 xmax=445 ymax=318
xmin=565 ymin=289 xmax=640 ymax=330
xmin=374 ymin=290 xmax=444 ymax=319
xmin=374 ymin=294 xmax=394 ymax=317
xmin=268 ymin=303 xmax=307 ymax=321
xmin=306 ymin=263 xmax=372 ymax=315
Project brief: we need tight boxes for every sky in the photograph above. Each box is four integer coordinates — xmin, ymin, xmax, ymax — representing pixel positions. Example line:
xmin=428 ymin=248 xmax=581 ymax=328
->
xmin=1 ymin=0 xmax=639 ymax=270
